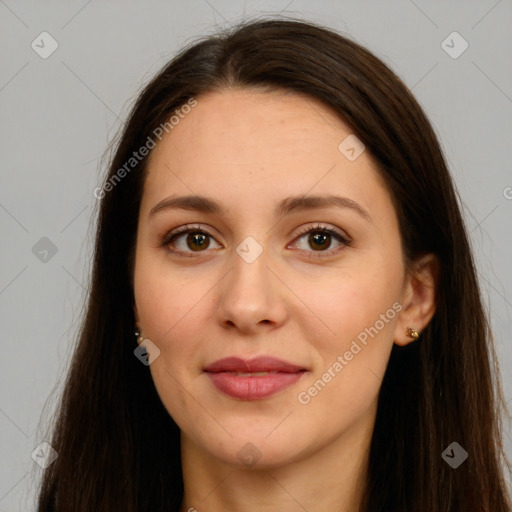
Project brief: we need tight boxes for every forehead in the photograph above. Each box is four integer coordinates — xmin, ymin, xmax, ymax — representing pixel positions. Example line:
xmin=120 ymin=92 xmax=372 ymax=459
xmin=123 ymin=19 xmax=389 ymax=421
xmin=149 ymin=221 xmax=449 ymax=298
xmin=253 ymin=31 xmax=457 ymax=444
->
xmin=149 ymin=88 xmax=351 ymax=163
xmin=141 ymin=88 xmax=391 ymax=219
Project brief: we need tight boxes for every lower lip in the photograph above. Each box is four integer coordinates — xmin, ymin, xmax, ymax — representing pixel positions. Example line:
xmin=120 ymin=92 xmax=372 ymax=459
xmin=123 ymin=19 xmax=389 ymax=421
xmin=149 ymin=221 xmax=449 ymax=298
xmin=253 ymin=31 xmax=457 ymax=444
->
xmin=205 ymin=371 xmax=306 ymax=400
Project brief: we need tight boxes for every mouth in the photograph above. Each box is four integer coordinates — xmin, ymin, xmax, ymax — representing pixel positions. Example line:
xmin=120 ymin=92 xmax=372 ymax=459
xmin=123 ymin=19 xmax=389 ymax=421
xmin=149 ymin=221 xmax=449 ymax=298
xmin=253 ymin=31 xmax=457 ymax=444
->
xmin=203 ymin=356 xmax=308 ymax=400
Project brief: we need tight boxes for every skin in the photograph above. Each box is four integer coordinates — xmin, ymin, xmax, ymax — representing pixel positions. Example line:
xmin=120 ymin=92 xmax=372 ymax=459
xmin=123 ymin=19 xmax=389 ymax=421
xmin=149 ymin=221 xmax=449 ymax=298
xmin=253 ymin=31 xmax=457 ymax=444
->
xmin=132 ymin=88 xmax=438 ymax=512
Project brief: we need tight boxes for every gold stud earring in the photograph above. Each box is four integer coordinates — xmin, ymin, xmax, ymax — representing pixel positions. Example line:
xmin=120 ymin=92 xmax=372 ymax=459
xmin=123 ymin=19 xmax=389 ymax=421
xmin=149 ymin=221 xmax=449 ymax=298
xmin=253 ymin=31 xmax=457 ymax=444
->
xmin=134 ymin=328 xmax=144 ymax=344
xmin=406 ymin=327 xmax=419 ymax=340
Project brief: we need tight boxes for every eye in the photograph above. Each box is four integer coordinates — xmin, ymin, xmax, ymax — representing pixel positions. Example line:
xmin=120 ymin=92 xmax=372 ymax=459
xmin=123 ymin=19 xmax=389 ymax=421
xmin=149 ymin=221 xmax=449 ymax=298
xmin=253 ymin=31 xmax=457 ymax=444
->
xmin=289 ymin=223 xmax=350 ymax=257
xmin=161 ymin=224 xmax=221 ymax=257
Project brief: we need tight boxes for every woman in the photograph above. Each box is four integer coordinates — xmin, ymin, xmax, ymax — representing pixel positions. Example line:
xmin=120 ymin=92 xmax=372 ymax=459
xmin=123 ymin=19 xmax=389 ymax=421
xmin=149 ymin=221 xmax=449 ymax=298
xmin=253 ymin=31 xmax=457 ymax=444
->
xmin=36 ymin=17 xmax=511 ymax=511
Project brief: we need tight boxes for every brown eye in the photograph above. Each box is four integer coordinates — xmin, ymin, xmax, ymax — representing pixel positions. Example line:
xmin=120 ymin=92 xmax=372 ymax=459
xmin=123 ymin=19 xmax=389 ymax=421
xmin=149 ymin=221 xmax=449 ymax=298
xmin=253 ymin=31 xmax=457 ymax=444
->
xmin=308 ymin=231 xmax=331 ymax=251
xmin=291 ymin=224 xmax=350 ymax=257
xmin=162 ymin=225 xmax=222 ymax=256
xmin=186 ymin=232 xmax=210 ymax=251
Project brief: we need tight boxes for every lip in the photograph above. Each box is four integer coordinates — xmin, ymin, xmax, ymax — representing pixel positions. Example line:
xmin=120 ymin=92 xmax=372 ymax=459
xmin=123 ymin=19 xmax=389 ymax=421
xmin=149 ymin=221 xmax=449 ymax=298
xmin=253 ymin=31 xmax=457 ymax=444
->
xmin=203 ymin=356 xmax=306 ymax=373
xmin=203 ymin=356 xmax=308 ymax=400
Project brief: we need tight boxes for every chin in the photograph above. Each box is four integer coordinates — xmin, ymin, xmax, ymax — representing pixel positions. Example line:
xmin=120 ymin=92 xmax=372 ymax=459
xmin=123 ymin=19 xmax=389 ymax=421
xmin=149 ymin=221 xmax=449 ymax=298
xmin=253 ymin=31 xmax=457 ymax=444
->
xmin=204 ymin=434 xmax=309 ymax=470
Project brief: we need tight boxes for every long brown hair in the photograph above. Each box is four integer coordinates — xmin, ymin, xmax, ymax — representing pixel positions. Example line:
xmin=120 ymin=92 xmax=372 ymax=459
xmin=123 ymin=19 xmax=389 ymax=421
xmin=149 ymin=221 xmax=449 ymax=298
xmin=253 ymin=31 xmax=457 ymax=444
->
xmin=35 ymin=17 xmax=511 ymax=511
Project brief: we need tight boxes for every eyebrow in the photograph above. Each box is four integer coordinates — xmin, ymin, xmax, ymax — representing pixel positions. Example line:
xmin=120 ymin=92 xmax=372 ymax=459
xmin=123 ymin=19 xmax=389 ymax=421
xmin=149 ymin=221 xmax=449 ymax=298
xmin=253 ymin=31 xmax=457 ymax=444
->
xmin=148 ymin=194 xmax=371 ymax=222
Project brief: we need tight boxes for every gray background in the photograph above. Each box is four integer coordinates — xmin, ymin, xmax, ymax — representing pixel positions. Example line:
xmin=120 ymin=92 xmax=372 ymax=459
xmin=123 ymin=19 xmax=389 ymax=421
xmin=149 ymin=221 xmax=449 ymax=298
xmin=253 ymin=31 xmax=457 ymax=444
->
xmin=0 ymin=0 xmax=511 ymax=509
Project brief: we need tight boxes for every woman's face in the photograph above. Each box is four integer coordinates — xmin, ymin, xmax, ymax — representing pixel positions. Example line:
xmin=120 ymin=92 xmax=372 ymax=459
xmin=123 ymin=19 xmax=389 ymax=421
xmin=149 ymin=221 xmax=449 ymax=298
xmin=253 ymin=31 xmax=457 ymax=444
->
xmin=133 ymin=88 xmax=413 ymax=469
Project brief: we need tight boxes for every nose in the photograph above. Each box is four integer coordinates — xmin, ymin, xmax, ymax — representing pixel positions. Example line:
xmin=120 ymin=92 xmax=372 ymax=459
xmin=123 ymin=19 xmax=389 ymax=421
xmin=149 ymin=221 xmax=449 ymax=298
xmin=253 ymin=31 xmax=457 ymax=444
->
xmin=216 ymin=242 xmax=288 ymax=334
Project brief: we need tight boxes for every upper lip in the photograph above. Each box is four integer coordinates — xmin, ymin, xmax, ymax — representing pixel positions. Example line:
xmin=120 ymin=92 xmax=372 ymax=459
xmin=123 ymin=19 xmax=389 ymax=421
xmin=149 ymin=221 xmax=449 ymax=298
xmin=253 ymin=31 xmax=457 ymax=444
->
xmin=203 ymin=356 xmax=307 ymax=373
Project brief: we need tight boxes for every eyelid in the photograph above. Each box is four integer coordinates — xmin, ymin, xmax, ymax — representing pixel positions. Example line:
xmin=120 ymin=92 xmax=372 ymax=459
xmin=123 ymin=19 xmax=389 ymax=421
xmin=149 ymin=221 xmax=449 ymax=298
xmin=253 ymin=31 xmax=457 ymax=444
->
xmin=291 ymin=223 xmax=351 ymax=245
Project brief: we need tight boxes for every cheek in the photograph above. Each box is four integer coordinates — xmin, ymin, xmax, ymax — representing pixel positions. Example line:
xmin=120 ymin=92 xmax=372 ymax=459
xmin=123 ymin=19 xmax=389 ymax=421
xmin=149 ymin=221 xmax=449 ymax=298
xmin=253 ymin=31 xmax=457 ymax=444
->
xmin=293 ymin=280 xmax=398 ymax=427
xmin=133 ymin=259 xmax=213 ymax=423
xmin=292 ymin=258 xmax=402 ymax=407
xmin=133 ymin=253 xmax=227 ymax=384
xmin=297 ymin=260 xmax=402 ymax=349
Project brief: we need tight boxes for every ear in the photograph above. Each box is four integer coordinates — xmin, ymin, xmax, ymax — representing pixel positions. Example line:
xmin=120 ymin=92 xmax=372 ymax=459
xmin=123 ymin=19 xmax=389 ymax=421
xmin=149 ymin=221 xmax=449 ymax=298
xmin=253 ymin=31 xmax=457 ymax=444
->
xmin=393 ymin=253 xmax=440 ymax=346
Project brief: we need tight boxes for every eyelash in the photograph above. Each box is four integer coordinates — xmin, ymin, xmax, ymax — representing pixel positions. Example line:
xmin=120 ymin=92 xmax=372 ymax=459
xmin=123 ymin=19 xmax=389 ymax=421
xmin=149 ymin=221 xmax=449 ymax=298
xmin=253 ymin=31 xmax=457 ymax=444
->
xmin=161 ymin=223 xmax=351 ymax=259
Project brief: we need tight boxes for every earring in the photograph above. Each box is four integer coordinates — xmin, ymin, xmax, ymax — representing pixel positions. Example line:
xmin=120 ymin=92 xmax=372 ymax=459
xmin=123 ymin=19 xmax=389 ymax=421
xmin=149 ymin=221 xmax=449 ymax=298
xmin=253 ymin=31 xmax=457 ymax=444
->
xmin=134 ymin=328 xmax=144 ymax=344
xmin=406 ymin=327 xmax=419 ymax=340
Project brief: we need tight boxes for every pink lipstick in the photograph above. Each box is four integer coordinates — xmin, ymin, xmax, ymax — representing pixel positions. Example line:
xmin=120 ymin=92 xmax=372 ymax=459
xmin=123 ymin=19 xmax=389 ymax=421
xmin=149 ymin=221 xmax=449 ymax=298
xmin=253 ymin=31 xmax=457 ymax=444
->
xmin=203 ymin=356 xmax=308 ymax=400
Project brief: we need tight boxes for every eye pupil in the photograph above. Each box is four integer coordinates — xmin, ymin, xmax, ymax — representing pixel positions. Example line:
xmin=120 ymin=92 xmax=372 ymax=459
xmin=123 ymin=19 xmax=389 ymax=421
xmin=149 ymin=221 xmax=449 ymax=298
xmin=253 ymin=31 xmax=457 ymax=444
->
xmin=187 ymin=232 xmax=209 ymax=251
xmin=309 ymin=232 xmax=330 ymax=250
